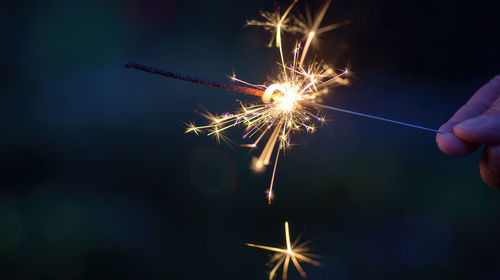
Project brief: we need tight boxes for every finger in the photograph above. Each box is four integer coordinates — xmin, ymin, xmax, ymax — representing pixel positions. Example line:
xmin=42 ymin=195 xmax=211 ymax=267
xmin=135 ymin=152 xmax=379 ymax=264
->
xmin=448 ymin=75 xmax=500 ymax=124
xmin=437 ymin=74 xmax=500 ymax=155
xmin=454 ymin=97 xmax=500 ymax=145
xmin=479 ymin=145 xmax=500 ymax=189
xmin=436 ymin=121 xmax=479 ymax=156
xmin=436 ymin=101 xmax=487 ymax=155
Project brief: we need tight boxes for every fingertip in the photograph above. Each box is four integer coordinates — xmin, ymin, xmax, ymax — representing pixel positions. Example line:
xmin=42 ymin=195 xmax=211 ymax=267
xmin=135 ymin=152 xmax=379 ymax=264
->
xmin=436 ymin=122 xmax=478 ymax=156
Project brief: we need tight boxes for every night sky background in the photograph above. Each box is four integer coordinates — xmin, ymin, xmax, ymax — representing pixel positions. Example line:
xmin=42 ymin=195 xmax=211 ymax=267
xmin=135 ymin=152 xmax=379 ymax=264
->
xmin=2 ymin=0 xmax=500 ymax=279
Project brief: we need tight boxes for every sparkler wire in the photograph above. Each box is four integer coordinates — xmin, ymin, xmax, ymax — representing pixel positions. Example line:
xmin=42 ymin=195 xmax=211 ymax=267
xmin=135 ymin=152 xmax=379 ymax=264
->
xmin=125 ymin=61 xmax=449 ymax=135
xmin=306 ymin=102 xmax=451 ymax=134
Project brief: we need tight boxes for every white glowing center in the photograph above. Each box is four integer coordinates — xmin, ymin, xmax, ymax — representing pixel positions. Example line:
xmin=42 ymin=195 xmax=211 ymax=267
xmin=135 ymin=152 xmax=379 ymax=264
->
xmin=277 ymin=89 xmax=298 ymax=111
xmin=263 ymin=83 xmax=299 ymax=112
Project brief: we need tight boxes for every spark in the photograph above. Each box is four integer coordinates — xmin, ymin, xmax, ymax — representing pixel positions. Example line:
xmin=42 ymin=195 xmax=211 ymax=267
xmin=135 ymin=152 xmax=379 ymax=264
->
xmin=187 ymin=0 xmax=350 ymax=204
xmin=296 ymin=0 xmax=338 ymax=67
xmin=246 ymin=221 xmax=321 ymax=280
xmin=125 ymin=0 xmax=449 ymax=204
xmin=246 ymin=0 xmax=298 ymax=48
xmin=246 ymin=0 xmax=350 ymax=67
xmin=183 ymin=60 xmax=349 ymax=204
xmin=185 ymin=122 xmax=200 ymax=135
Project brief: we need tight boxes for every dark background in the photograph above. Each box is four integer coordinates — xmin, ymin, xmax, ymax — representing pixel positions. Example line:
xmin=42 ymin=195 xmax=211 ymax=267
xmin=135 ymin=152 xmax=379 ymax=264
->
xmin=1 ymin=0 xmax=500 ymax=279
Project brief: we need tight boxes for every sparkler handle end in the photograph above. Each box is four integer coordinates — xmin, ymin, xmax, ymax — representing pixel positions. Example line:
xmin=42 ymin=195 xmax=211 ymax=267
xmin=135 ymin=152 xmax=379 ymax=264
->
xmin=125 ymin=61 xmax=265 ymax=98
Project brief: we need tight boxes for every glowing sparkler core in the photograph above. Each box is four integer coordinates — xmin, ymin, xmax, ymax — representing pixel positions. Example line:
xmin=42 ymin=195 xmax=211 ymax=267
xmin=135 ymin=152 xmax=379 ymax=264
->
xmin=246 ymin=221 xmax=321 ymax=280
xmin=263 ymin=83 xmax=301 ymax=112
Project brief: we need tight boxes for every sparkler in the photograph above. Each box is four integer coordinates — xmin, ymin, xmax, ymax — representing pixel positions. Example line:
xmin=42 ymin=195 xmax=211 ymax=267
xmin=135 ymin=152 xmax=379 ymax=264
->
xmin=246 ymin=221 xmax=321 ymax=280
xmin=126 ymin=0 xmax=449 ymax=204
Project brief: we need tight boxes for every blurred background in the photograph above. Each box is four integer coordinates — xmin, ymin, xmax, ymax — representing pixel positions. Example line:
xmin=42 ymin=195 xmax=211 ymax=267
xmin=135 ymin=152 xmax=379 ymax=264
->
xmin=1 ymin=0 xmax=500 ymax=279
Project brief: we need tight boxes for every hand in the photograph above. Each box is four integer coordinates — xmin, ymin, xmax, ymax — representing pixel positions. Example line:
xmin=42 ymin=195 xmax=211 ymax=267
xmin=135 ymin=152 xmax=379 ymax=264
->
xmin=436 ymin=75 xmax=500 ymax=189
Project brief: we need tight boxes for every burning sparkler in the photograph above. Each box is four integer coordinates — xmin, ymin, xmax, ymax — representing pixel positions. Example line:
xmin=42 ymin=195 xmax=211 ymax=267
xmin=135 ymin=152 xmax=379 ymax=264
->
xmin=246 ymin=221 xmax=321 ymax=280
xmin=188 ymin=0 xmax=351 ymax=204
xmin=125 ymin=0 xmax=448 ymax=205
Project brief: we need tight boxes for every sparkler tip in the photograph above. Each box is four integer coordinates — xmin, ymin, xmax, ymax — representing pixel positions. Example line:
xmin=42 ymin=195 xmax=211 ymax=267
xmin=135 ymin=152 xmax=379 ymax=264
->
xmin=185 ymin=122 xmax=200 ymax=135
xmin=267 ymin=191 xmax=275 ymax=205
xmin=251 ymin=157 xmax=266 ymax=174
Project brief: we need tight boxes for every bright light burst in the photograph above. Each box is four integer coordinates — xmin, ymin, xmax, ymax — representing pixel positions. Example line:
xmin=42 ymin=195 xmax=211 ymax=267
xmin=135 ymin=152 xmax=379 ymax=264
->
xmin=186 ymin=0 xmax=349 ymax=204
xmin=246 ymin=221 xmax=321 ymax=280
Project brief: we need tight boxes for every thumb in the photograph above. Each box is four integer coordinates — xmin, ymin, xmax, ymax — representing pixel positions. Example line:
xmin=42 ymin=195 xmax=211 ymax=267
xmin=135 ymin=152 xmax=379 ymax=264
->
xmin=454 ymin=97 xmax=500 ymax=144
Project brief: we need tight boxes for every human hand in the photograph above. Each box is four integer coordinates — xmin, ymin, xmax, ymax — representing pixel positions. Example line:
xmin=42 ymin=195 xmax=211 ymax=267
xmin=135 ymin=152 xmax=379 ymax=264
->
xmin=436 ymin=75 xmax=500 ymax=189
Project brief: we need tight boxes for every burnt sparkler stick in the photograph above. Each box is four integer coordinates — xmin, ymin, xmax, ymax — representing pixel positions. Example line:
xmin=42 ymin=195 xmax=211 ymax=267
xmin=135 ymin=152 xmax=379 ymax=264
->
xmin=125 ymin=61 xmax=265 ymax=97
xmin=125 ymin=61 xmax=449 ymax=135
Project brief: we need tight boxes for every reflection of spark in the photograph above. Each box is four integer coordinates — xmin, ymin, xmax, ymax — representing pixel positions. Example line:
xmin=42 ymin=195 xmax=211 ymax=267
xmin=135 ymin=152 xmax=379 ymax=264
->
xmin=247 ymin=221 xmax=321 ymax=280
xmin=187 ymin=0 xmax=349 ymax=204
